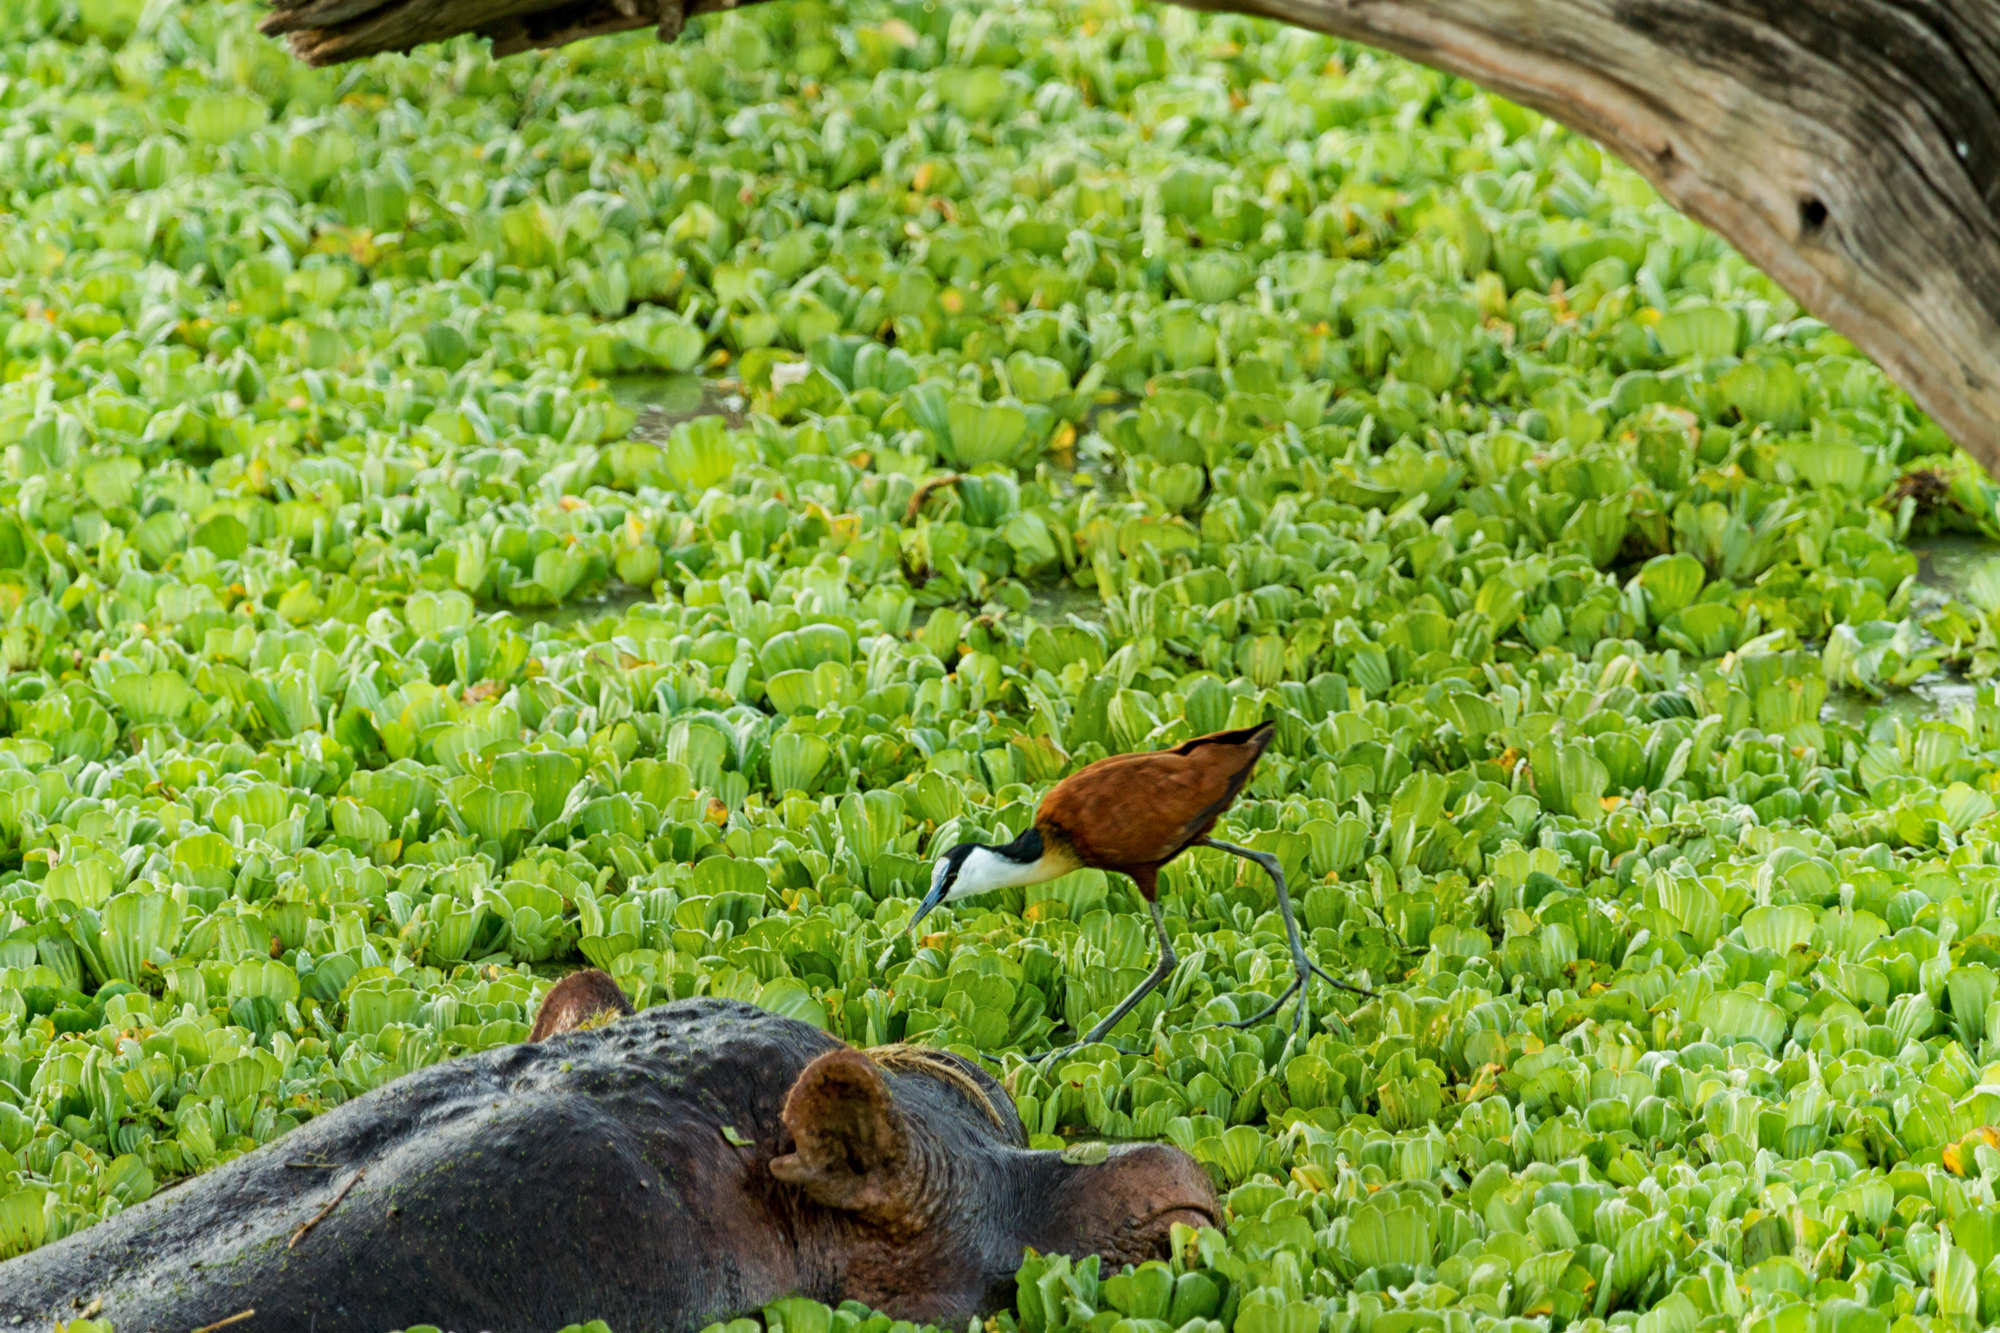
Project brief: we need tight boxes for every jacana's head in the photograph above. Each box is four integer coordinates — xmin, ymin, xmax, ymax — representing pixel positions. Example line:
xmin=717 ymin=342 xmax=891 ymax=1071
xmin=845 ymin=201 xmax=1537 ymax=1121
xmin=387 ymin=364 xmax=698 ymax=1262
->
xmin=907 ymin=828 xmax=1064 ymax=935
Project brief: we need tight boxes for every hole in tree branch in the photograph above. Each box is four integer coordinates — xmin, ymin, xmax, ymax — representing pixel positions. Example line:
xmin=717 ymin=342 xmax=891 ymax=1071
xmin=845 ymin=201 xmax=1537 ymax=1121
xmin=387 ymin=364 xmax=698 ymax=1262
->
xmin=1799 ymin=197 xmax=1830 ymax=234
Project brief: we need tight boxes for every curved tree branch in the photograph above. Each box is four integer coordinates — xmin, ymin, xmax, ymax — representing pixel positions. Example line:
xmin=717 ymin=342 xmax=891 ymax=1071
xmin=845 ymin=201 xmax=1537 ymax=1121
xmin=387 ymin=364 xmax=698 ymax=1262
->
xmin=259 ymin=0 xmax=2000 ymax=473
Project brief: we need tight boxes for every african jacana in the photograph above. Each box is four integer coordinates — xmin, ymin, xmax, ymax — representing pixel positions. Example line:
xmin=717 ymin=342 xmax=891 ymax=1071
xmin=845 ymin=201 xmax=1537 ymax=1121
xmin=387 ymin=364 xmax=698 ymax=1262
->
xmin=905 ymin=722 xmax=1375 ymax=1054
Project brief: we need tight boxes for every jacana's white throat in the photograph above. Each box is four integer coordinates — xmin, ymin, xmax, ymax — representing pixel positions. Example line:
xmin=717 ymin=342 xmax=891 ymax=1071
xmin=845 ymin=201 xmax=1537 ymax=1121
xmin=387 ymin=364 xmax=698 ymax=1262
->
xmin=945 ymin=844 xmax=1071 ymax=899
xmin=928 ymin=825 xmax=1085 ymax=906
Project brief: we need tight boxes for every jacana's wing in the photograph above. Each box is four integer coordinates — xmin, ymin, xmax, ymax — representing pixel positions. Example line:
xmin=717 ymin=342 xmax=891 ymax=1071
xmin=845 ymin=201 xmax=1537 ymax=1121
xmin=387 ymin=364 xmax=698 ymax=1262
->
xmin=1040 ymin=725 xmax=1273 ymax=868
xmin=1165 ymin=722 xmax=1275 ymax=757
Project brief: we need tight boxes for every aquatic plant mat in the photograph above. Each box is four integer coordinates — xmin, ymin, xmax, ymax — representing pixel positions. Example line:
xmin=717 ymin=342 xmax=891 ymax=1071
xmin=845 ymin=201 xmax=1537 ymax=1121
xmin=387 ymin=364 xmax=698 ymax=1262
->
xmin=252 ymin=0 xmax=2000 ymax=488
xmin=7 ymin=0 xmax=2000 ymax=1331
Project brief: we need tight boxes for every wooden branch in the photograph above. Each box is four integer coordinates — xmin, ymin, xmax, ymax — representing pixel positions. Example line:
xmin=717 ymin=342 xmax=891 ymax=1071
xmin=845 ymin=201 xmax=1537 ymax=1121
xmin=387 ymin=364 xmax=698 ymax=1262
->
xmin=258 ymin=0 xmax=2000 ymax=474
xmin=1184 ymin=1 xmax=2000 ymax=472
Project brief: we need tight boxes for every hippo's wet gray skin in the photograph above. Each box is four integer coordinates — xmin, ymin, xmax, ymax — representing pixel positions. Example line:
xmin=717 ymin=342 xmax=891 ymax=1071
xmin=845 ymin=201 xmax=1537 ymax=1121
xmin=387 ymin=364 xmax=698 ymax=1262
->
xmin=0 ymin=971 xmax=1219 ymax=1333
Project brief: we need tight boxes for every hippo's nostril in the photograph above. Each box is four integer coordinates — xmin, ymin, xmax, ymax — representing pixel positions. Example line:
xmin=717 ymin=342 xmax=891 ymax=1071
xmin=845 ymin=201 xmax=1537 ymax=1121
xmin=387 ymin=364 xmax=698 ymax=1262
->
xmin=1095 ymin=1203 xmax=1220 ymax=1270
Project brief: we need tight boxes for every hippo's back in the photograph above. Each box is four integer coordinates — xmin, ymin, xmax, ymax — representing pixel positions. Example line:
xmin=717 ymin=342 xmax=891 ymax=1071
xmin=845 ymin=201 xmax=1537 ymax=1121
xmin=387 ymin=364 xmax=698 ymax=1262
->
xmin=0 ymin=995 xmax=840 ymax=1333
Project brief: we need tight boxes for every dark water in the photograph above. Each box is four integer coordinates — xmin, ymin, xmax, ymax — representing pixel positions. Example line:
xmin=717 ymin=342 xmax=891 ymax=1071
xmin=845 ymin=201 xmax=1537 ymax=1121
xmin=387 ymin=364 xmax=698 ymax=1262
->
xmin=1913 ymin=533 xmax=2000 ymax=610
xmin=611 ymin=372 xmax=748 ymax=436
xmin=1023 ymin=581 xmax=1108 ymax=624
xmin=1821 ymin=532 xmax=1999 ymax=728
xmin=1821 ymin=672 xmax=1983 ymax=729
xmin=508 ymin=585 xmax=657 ymax=632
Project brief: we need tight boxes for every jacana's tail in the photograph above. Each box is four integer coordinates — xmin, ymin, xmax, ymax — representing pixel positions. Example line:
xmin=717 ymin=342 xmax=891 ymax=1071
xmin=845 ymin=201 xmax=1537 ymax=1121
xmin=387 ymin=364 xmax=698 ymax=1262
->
xmin=1172 ymin=721 xmax=1276 ymax=756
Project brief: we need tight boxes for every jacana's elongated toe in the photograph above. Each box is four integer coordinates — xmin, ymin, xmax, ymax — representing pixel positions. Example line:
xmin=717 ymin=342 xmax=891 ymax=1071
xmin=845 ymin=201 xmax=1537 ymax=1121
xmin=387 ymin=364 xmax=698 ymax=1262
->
xmin=1198 ymin=837 xmax=1374 ymax=1037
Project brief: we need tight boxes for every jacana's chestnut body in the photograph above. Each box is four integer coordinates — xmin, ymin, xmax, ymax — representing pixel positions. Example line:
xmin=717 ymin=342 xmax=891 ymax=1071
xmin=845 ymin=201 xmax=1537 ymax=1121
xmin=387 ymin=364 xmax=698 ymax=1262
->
xmin=919 ymin=722 xmax=1277 ymax=911
xmin=914 ymin=722 xmax=1371 ymax=1052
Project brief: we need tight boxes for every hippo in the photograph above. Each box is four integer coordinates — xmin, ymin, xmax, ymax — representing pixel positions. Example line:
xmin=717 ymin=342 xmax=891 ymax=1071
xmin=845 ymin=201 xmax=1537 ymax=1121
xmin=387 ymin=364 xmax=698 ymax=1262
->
xmin=0 ymin=970 xmax=1219 ymax=1333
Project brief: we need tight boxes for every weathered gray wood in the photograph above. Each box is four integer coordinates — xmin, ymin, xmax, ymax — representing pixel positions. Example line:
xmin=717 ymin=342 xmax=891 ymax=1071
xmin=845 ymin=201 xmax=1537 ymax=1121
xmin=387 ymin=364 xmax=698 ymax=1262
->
xmin=258 ymin=0 xmax=2000 ymax=474
xmin=1188 ymin=1 xmax=2000 ymax=470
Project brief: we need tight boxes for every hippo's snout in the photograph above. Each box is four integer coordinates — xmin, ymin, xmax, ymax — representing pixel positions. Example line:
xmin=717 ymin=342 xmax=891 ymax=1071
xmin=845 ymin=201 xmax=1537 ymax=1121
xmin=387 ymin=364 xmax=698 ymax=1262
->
xmin=1112 ymin=1142 xmax=1222 ymax=1238
xmin=1118 ymin=1142 xmax=1221 ymax=1223
xmin=1044 ymin=1142 xmax=1221 ymax=1270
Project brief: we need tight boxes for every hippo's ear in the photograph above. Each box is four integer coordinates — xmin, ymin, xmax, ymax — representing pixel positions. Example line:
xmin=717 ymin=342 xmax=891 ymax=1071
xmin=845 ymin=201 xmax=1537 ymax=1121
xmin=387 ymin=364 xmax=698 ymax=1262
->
xmin=528 ymin=970 xmax=634 ymax=1042
xmin=770 ymin=1049 xmax=910 ymax=1218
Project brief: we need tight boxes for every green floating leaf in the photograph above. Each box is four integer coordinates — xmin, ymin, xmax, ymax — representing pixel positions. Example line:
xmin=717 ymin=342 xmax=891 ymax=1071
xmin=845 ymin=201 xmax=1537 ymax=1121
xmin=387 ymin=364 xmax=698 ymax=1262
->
xmin=1702 ymin=990 xmax=1787 ymax=1052
xmin=0 ymin=1187 xmax=50 ymax=1260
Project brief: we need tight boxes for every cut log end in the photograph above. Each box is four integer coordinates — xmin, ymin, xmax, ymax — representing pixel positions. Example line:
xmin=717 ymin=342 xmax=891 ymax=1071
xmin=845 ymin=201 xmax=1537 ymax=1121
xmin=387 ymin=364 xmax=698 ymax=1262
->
xmin=259 ymin=0 xmax=686 ymax=65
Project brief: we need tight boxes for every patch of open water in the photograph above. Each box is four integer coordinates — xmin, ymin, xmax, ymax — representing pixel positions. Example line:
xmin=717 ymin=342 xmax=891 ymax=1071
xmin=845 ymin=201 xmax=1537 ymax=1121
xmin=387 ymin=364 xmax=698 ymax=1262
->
xmin=611 ymin=372 xmax=748 ymax=437
xmin=1821 ymin=531 xmax=1999 ymax=729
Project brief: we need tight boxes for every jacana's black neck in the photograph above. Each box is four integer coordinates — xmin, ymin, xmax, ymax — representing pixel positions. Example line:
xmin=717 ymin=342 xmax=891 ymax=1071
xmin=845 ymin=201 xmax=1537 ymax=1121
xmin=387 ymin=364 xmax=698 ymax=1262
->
xmin=991 ymin=827 xmax=1043 ymax=865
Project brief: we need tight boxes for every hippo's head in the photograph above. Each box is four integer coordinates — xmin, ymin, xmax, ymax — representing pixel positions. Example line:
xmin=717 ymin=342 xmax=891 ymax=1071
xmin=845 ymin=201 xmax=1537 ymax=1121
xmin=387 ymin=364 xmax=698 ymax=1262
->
xmin=764 ymin=1044 xmax=1219 ymax=1321
xmin=535 ymin=972 xmax=1221 ymax=1326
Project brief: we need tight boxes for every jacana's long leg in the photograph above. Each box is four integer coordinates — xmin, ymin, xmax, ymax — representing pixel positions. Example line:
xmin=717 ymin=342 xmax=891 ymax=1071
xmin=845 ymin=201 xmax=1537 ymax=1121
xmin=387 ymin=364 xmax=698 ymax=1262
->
xmin=1038 ymin=898 xmax=1176 ymax=1061
xmin=1199 ymin=837 xmax=1375 ymax=1030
